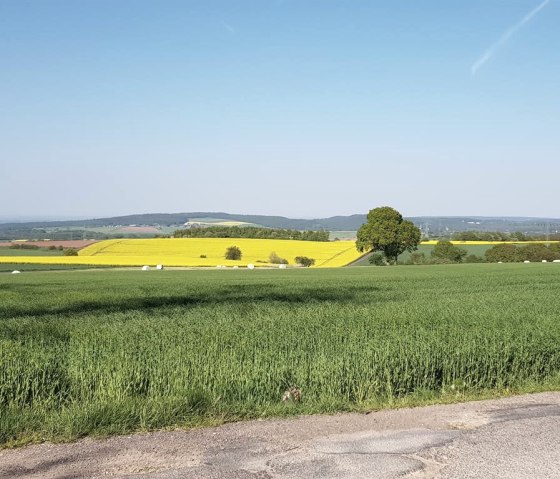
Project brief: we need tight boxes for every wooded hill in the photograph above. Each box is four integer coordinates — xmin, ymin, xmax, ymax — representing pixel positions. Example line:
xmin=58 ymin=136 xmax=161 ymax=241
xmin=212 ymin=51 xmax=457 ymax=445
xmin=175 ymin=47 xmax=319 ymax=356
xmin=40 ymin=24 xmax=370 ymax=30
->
xmin=1 ymin=212 xmax=559 ymax=241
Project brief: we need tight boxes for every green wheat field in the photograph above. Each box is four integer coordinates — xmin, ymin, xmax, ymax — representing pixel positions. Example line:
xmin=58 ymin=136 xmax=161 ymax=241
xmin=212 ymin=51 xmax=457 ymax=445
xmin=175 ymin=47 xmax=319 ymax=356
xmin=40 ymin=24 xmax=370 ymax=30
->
xmin=1 ymin=264 xmax=560 ymax=446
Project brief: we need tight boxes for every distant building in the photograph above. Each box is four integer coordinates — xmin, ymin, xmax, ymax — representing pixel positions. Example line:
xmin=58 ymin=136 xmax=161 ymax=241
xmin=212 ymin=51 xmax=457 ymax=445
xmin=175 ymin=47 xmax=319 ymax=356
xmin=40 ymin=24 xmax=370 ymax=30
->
xmin=183 ymin=222 xmax=203 ymax=229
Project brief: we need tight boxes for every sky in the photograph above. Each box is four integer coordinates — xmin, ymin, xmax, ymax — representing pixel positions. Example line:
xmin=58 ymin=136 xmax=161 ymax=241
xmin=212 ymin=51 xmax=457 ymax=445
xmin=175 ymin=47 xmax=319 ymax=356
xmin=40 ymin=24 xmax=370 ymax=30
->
xmin=0 ymin=0 xmax=558 ymax=219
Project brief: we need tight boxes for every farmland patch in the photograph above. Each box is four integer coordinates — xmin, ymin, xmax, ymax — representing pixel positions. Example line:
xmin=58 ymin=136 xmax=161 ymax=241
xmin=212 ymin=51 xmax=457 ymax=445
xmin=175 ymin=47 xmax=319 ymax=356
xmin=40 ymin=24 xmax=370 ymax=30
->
xmin=1 ymin=264 xmax=560 ymax=446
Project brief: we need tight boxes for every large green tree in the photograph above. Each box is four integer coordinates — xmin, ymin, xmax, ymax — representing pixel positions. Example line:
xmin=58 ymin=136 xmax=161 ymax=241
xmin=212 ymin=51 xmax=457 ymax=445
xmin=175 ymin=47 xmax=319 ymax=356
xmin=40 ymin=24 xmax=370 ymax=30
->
xmin=356 ymin=207 xmax=421 ymax=264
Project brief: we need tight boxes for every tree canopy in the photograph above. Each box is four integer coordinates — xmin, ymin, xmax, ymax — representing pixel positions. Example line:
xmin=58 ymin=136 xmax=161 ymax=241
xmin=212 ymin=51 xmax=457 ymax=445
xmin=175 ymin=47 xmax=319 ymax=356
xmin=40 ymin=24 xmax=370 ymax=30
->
xmin=484 ymin=243 xmax=560 ymax=263
xmin=356 ymin=207 xmax=421 ymax=264
xmin=431 ymin=240 xmax=467 ymax=263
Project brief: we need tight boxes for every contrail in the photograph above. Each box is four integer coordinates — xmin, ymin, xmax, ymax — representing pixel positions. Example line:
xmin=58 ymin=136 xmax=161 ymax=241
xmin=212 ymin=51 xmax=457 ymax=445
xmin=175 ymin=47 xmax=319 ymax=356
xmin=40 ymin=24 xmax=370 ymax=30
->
xmin=221 ymin=21 xmax=236 ymax=35
xmin=472 ymin=0 xmax=551 ymax=75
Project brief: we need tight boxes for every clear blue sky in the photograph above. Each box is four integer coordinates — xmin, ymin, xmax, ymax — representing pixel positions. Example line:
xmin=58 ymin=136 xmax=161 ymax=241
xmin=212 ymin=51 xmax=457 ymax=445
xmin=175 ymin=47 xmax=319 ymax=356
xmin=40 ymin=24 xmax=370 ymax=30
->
xmin=1 ymin=0 xmax=558 ymax=219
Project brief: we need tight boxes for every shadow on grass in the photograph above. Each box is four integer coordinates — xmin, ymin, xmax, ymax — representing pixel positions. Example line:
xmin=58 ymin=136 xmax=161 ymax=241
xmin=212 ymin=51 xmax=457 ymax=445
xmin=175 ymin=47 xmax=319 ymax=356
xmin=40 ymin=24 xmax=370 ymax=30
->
xmin=1 ymin=283 xmax=395 ymax=319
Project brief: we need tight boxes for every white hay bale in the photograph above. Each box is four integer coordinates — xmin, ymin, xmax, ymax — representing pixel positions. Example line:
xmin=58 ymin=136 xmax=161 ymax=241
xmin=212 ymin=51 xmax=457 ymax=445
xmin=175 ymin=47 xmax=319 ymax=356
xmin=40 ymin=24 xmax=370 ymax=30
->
xmin=554 ymin=260 xmax=560 ymax=263
xmin=141 ymin=265 xmax=151 ymax=271
xmin=247 ymin=264 xmax=255 ymax=270
xmin=156 ymin=264 xmax=164 ymax=270
xmin=11 ymin=270 xmax=21 ymax=274
xmin=278 ymin=264 xmax=287 ymax=269
xmin=233 ymin=265 xmax=239 ymax=269
xmin=216 ymin=265 xmax=222 ymax=268
xmin=542 ymin=260 xmax=548 ymax=263
xmin=523 ymin=260 xmax=530 ymax=264
xmin=497 ymin=261 xmax=503 ymax=264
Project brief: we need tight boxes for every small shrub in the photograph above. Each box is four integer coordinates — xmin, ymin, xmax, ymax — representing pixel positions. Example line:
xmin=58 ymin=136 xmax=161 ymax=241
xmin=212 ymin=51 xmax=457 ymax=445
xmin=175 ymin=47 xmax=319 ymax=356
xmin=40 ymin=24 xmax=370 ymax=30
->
xmin=410 ymin=252 xmax=426 ymax=265
xmin=368 ymin=253 xmax=386 ymax=266
xmin=431 ymin=240 xmax=467 ymax=263
xmin=9 ymin=244 xmax=39 ymax=250
xmin=485 ymin=244 xmax=521 ymax=263
xmin=295 ymin=256 xmax=315 ymax=267
xmin=48 ymin=245 xmax=58 ymax=251
xmin=550 ymin=243 xmax=560 ymax=260
xmin=225 ymin=246 xmax=242 ymax=260
xmin=200 ymin=254 xmax=207 ymax=258
xmin=63 ymin=248 xmax=79 ymax=256
xmin=269 ymin=252 xmax=288 ymax=264
xmin=518 ymin=244 xmax=555 ymax=262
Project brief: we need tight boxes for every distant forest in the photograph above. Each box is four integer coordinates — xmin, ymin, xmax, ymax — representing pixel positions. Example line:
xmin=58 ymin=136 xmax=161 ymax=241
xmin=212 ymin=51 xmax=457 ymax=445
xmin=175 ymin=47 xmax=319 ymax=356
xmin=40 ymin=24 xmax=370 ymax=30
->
xmin=1 ymin=212 xmax=559 ymax=241
xmin=173 ymin=226 xmax=330 ymax=242
xmin=452 ymin=231 xmax=535 ymax=241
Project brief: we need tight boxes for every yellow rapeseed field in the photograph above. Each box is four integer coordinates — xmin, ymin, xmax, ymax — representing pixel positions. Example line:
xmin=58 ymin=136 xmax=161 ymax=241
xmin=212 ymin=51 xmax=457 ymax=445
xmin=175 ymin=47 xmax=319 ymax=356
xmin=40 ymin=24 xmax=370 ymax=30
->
xmin=3 ymin=239 xmax=558 ymax=269
xmin=0 ymin=238 xmax=364 ymax=268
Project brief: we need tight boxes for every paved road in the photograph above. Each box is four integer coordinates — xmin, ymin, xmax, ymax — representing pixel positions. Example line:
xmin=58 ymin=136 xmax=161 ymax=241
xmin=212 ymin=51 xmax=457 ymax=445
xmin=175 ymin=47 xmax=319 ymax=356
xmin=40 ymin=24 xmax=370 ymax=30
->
xmin=2 ymin=392 xmax=560 ymax=478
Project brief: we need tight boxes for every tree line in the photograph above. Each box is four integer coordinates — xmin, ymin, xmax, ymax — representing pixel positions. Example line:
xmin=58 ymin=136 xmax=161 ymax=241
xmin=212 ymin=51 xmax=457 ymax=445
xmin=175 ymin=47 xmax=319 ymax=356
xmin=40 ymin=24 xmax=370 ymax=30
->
xmin=173 ymin=226 xmax=330 ymax=242
xmin=485 ymin=243 xmax=560 ymax=263
xmin=368 ymin=239 xmax=560 ymax=266
xmin=451 ymin=231 xmax=536 ymax=241
xmin=354 ymin=207 xmax=560 ymax=266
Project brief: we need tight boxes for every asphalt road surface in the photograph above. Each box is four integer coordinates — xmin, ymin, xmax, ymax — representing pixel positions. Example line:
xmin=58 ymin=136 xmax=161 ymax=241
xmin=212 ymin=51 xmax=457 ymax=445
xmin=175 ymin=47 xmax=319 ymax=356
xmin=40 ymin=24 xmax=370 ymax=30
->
xmin=1 ymin=392 xmax=560 ymax=478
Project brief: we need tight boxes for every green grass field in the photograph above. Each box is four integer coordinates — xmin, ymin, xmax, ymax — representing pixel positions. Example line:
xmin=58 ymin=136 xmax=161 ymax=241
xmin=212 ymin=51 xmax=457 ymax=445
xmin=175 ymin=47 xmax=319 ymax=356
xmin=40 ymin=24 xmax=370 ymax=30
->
xmin=0 ymin=248 xmax=64 ymax=257
xmin=1 ymin=264 xmax=560 ymax=446
xmin=0 ymin=263 xmax=111 ymax=273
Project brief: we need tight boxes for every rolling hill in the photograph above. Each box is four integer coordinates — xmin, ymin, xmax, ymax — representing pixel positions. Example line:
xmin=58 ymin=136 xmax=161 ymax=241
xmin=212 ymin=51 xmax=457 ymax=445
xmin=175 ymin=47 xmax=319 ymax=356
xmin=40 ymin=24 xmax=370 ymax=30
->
xmin=1 ymin=212 xmax=559 ymax=241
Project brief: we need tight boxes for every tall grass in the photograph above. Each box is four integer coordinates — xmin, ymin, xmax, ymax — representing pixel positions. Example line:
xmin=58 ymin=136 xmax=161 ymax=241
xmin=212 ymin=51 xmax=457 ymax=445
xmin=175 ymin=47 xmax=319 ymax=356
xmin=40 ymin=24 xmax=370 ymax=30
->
xmin=1 ymin=265 xmax=560 ymax=446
